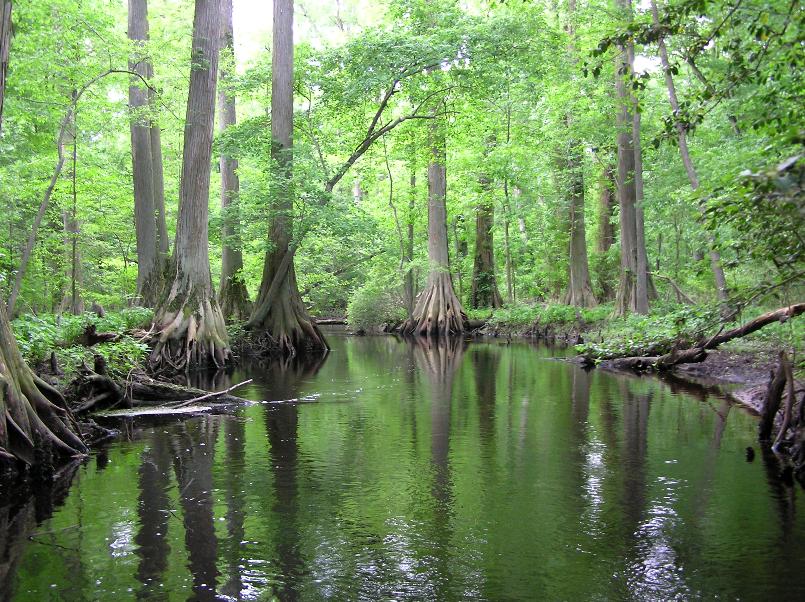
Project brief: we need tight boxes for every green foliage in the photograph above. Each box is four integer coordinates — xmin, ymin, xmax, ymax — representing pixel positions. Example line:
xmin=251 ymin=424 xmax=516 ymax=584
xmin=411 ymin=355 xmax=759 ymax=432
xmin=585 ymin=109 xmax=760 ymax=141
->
xmin=347 ymin=279 xmax=407 ymax=332
xmin=487 ymin=303 xmax=612 ymax=330
xmin=11 ymin=309 xmax=153 ymax=377
xmin=576 ymin=304 xmax=724 ymax=359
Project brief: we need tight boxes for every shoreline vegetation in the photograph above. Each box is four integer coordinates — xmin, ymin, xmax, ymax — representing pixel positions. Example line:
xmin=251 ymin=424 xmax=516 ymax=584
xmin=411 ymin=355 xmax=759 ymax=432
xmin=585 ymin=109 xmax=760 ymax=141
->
xmin=3 ymin=299 xmax=802 ymax=485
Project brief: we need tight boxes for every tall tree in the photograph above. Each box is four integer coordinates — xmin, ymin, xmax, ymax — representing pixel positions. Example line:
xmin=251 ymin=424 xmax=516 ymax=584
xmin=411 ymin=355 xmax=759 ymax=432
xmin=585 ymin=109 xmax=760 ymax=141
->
xmin=401 ymin=108 xmax=467 ymax=335
xmin=217 ymin=0 xmax=250 ymax=321
xmin=0 ymin=0 xmax=87 ymax=471
xmin=246 ymin=0 xmax=326 ymax=355
xmin=128 ymin=0 xmax=162 ymax=305
xmin=649 ymin=0 xmax=729 ymax=303
xmin=562 ymin=0 xmax=597 ymax=308
xmin=470 ymin=167 xmax=503 ymax=309
xmin=149 ymin=0 xmax=229 ymax=370
xmin=613 ymin=0 xmax=650 ymax=316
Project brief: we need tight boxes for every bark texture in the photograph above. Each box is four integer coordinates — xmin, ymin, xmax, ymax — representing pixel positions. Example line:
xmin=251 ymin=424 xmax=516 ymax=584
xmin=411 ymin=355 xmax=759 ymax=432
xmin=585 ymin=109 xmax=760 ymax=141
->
xmin=150 ymin=0 xmax=230 ymax=372
xmin=596 ymin=165 xmax=615 ymax=253
xmin=564 ymin=140 xmax=597 ymax=307
xmin=401 ymin=114 xmax=467 ymax=336
xmin=129 ymin=0 xmax=162 ymax=306
xmin=217 ymin=0 xmax=250 ymax=321
xmin=470 ymin=173 xmax=503 ymax=309
xmin=246 ymin=0 xmax=326 ymax=356
xmin=562 ymin=0 xmax=596 ymax=308
xmin=613 ymin=0 xmax=650 ymax=316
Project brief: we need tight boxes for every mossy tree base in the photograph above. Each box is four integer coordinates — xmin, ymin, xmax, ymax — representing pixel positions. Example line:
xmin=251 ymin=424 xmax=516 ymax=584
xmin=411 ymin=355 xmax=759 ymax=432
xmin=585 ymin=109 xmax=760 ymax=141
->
xmin=219 ymin=274 xmax=251 ymax=323
xmin=149 ymin=279 xmax=230 ymax=372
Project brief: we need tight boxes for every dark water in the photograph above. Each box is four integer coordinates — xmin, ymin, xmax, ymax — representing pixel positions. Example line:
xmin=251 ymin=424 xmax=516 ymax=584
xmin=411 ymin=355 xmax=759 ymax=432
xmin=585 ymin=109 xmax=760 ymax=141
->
xmin=2 ymin=334 xmax=805 ymax=601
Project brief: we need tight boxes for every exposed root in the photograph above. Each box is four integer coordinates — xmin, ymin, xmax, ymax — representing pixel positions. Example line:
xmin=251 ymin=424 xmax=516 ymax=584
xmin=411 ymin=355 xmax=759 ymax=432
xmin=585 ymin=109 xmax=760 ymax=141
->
xmin=149 ymin=283 xmax=230 ymax=373
xmin=247 ymin=261 xmax=328 ymax=358
xmin=400 ymin=272 xmax=467 ymax=336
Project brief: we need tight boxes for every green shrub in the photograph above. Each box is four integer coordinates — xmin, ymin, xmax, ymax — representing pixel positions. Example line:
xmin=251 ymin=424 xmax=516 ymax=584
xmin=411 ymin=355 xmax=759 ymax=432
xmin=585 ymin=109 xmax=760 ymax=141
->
xmin=12 ymin=309 xmax=154 ymax=376
xmin=347 ymin=282 xmax=406 ymax=331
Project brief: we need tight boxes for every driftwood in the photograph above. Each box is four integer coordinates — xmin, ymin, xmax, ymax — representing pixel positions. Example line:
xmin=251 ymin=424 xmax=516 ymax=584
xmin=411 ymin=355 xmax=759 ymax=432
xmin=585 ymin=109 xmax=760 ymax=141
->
xmin=759 ymin=356 xmax=787 ymax=441
xmin=74 ymin=323 xmax=119 ymax=347
xmin=68 ymin=358 xmax=251 ymax=416
xmin=587 ymin=302 xmax=804 ymax=371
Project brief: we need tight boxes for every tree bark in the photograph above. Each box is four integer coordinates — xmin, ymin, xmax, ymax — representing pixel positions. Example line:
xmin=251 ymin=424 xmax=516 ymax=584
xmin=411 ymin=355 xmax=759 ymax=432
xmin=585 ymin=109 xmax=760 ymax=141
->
xmin=401 ymin=110 xmax=467 ymax=336
xmin=564 ymin=138 xmax=597 ymax=307
xmin=129 ymin=0 xmax=162 ymax=306
xmin=613 ymin=0 xmax=650 ymax=316
xmin=562 ymin=0 xmax=597 ymax=308
xmin=470 ymin=171 xmax=503 ymax=309
xmin=149 ymin=0 xmax=230 ymax=372
xmin=650 ymin=0 xmax=729 ymax=304
xmin=245 ymin=0 xmax=326 ymax=356
xmin=217 ymin=0 xmax=250 ymax=322
xmin=596 ymin=164 xmax=615 ymax=253
xmin=404 ymin=155 xmax=416 ymax=318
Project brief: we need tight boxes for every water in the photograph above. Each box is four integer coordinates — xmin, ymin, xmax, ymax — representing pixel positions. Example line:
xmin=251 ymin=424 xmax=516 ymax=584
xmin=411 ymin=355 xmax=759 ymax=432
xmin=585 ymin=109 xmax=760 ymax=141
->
xmin=2 ymin=334 xmax=805 ymax=601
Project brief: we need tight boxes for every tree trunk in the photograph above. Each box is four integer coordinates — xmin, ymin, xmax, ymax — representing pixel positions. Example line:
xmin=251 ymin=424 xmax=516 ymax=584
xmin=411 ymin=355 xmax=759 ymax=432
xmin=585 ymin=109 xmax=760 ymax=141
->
xmin=564 ymin=138 xmax=597 ymax=307
xmin=401 ymin=112 xmax=467 ymax=336
xmin=631 ymin=63 xmax=651 ymax=314
xmin=470 ymin=172 xmax=503 ymax=309
xmin=613 ymin=0 xmax=649 ymax=316
xmin=129 ymin=0 xmax=162 ymax=306
xmin=404 ymin=156 xmax=416 ymax=318
xmin=147 ymin=62 xmax=169 ymax=259
xmin=596 ymin=165 xmax=615 ymax=253
xmin=562 ymin=0 xmax=597 ymax=309
xmin=245 ymin=0 xmax=326 ymax=356
xmin=217 ymin=0 xmax=250 ymax=322
xmin=650 ymin=0 xmax=729 ymax=304
xmin=149 ymin=0 xmax=229 ymax=372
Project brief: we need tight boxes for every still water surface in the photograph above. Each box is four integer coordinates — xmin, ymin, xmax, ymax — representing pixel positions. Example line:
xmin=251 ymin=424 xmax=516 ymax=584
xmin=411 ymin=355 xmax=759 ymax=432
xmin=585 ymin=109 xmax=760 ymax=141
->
xmin=2 ymin=334 xmax=805 ymax=601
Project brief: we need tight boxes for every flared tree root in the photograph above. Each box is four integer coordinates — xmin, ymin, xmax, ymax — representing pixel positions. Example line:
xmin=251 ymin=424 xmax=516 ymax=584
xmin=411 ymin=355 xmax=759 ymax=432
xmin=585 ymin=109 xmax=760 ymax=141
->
xmin=1 ymin=334 xmax=87 ymax=470
xmin=149 ymin=292 xmax=231 ymax=372
xmin=246 ymin=262 xmax=328 ymax=358
xmin=400 ymin=273 xmax=468 ymax=336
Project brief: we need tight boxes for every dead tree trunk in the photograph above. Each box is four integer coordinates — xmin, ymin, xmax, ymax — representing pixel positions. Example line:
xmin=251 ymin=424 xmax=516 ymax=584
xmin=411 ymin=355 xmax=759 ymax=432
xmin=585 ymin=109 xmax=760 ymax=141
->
xmin=470 ymin=171 xmax=502 ymax=309
xmin=613 ymin=0 xmax=650 ymax=316
xmin=217 ymin=0 xmax=250 ymax=322
xmin=245 ymin=0 xmax=326 ymax=356
xmin=128 ymin=0 xmax=162 ymax=306
xmin=650 ymin=0 xmax=729 ymax=304
xmin=149 ymin=0 xmax=230 ymax=372
xmin=401 ymin=111 xmax=467 ymax=336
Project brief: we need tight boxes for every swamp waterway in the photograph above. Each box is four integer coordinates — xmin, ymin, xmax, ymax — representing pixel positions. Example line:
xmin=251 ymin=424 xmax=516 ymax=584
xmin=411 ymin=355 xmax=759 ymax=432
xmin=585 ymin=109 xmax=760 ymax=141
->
xmin=2 ymin=333 xmax=805 ymax=600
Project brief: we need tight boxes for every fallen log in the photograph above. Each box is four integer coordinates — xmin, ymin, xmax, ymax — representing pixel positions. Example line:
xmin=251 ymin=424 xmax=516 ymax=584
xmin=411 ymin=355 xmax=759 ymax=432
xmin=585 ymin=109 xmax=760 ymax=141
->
xmin=584 ymin=302 xmax=804 ymax=370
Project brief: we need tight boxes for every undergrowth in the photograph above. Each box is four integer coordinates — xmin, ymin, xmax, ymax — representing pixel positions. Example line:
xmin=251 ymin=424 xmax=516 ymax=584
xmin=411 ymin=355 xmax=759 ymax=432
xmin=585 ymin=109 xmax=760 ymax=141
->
xmin=12 ymin=308 xmax=153 ymax=378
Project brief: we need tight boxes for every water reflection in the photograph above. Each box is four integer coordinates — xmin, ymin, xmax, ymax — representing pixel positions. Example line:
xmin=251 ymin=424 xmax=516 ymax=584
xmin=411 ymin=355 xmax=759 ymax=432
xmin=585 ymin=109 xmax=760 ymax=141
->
xmin=264 ymin=355 xmax=326 ymax=599
xmin=134 ymin=433 xmax=171 ymax=600
xmin=3 ymin=336 xmax=805 ymax=600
